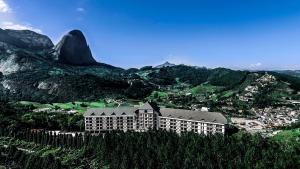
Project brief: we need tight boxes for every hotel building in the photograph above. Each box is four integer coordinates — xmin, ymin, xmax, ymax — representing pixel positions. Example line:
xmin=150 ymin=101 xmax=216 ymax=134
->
xmin=84 ymin=102 xmax=227 ymax=135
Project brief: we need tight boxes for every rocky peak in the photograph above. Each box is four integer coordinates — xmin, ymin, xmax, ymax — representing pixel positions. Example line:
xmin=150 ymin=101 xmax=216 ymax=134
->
xmin=53 ymin=29 xmax=97 ymax=66
xmin=155 ymin=61 xmax=176 ymax=68
xmin=0 ymin=28 xmax=53 ymax=50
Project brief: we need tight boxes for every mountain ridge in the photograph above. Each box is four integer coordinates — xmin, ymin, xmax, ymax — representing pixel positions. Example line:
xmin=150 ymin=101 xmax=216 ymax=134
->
xmin=0 ymin=28 xmax=54 ymax=50
xmin=155 ymin=61 xmax=176 ymax=68
xmin=0 ymin=29 xmax=299 ymax=108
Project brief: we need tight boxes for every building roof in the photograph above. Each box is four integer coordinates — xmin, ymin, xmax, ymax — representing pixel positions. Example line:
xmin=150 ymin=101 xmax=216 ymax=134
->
xmin=139 ymin=102 xmax=154 ymax=110
xmin=84 ymin=107 xmax=137 ymax=116
xmin=84 ymin=103 xmax=227 ymax=124
xmin=160 ymin=108 xmax=227 ymax=124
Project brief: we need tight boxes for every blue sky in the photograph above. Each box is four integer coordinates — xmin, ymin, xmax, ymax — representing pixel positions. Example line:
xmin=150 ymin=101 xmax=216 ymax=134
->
xmin=1 ymin=0 xmax=300 ymax=69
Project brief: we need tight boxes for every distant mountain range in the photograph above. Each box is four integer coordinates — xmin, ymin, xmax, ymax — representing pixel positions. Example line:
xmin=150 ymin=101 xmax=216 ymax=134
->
xmin=0 ymin=28 xmax=299 ymax=106
xmin=276 ymin=70 xmax=300 ymax=77
xmin=155 ymin=61 xmax=176 ymax=68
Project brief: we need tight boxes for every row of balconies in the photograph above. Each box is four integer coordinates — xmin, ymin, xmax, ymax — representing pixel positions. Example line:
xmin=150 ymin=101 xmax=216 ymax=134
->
xmin=85 ymin=115 xmax=225 ymax=134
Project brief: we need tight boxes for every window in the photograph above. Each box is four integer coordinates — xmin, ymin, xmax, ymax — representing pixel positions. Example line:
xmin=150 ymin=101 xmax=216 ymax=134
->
xmin=127 ymin=124 xmax=133 ymax=130
xmin=159 ymin=118 xmax=167 ymax=129
xmin=170 ymin=119 xmax=177 ymax=131
xmin=117 ymin=116 xmax=123 ymax=129
xmin=106 ymin=117 xmax=113 ymax=130
xmin=160 ymin=125 xmax=166 ymax=129
xmin=216 ymin=125 xmax=223 ymax=133
xmin=191 ymin=122 xmax=198 ymax=132
xmin=127 ymin=116 xmax=134 ymax=124
xmin=180 ymin=121 xmax=188 ymax=132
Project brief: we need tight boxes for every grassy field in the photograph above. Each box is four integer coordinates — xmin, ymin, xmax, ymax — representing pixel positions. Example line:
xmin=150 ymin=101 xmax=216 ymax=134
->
xmin=221 ymin=90 xmax=236 ymax=98
xmin=18 ymin=100 xmax=119 ymax=113
xmin=273 ymin=128 xmax=300 ymax=144
xmin=190 ymin=84 xmax=221 ymax=95
xmin=151 ymin=91 xmax=168 ymax=98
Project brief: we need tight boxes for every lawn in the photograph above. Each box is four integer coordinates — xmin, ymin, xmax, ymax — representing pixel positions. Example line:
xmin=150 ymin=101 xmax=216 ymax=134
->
xmin=18 ymin=100 xmax=117 ymax=113
xmin=221 ymin=90 xmax=236 ymax=98
xmin=53 ymin=102 xmax=76 ymax=109
xmin=17 ymin=99 xmax=141 ymax=114
xmin=153 ymin=91 xmax=168 ymax=97
xmin=18 ymin=101 xmax=53 ymax=109
xmin=89 ymin=102 xmax=106 ymax=108
xmin=273 ymin=128 xmax=300 ymax=144
xmin=191 ymin=84 xmax=221 ymax=95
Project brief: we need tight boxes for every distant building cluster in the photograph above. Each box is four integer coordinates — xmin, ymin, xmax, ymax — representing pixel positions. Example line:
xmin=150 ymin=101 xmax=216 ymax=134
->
xmin=84 ymin=102 xmax=227 ymax=135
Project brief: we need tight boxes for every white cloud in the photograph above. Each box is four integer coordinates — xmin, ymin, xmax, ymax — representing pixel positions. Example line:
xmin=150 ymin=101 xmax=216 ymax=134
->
xmin=250 ymin=62 xmax=262 ymax=68
xmin=0 ymin=1 xmax=42 ymax=34
xmin=0 ymin=21 xmax=42 ymax=33
xmin=0 ymin=0 xmax=11 ymax=13
xmin=76 ymin=7 xmax=85 ymax=12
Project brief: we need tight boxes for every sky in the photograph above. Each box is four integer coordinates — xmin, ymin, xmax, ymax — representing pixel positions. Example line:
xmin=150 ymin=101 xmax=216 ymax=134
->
xmin=0 ymin=0 xmax=300 ymax=70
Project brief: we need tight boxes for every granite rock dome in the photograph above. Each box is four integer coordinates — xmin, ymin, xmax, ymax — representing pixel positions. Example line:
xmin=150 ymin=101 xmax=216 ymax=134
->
xmin=0 ymin=28 xmax=53 ymax=50
xmin=53 ymin=30 xmax=97 ymax=65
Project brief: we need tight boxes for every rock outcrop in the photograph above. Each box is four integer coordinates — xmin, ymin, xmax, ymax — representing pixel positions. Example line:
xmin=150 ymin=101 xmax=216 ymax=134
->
xmin=0 ymin=28 xmax=53 ymax=50
xmin=53 ymin=30 xmax=97 ymax=66
xmin=155 ymin=61 xmax=176 ymax=68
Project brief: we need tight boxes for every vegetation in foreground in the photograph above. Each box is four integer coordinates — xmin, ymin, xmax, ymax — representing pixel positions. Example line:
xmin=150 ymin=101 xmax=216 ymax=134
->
xmin=0 ymin=93 xmax=299 ymax=169
xmin=273 ymin=128 xmax=300 ymax=144
xmin=0 ymin=129 xmax=299 ymax=169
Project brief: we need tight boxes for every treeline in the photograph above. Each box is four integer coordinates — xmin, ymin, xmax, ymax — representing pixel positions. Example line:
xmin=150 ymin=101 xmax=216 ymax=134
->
xmin=0 ymin=146 xmax=62 ymax=169
xmin=81 ymin=131 xmax=299 ymax=169
xmin=269 ymin=71 xmax=300 ymax=92
xmin=0 ymin=101 xmax=84 ymax=133
xmin=0 ymin=129 xmax=84 ymax=149
xmin=147 ymin=66 xmax=249 ymax=88
xmin=148 ymin=65 xmax=210 ymax=86
xmin=3 ymin=72 xmax=130 ymax=103
xmin=1 ymin=129 xmax=299 ymax=169
xmin=0 ymin=129 xmax=81 ymax=169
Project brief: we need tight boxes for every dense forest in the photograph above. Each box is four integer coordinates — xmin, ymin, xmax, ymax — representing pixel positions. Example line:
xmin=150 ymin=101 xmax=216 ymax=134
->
xmin=0 ymin=101 xmax=84 ymax=133
xmin=1 ymin=79 xmax=300 ymax=169
xmin=0 ymin=128 xmax=299 ymax=169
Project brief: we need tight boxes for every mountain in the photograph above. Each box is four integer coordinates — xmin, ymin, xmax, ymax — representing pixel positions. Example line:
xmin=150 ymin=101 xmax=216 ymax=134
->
xmin=0 ymin=29 xmax=127 ymax=102
xmin=52 ymin=30 xmax=97 ymax=66
xmin=276 ymin=70 xmax=300 ymax=78
xmin=0 ymin=28 xmax=299 ymax=109
xmin=0 ymin=28 xmax=53 ymax=50
xmin=155 ymin=61 xmax=176 ymax=68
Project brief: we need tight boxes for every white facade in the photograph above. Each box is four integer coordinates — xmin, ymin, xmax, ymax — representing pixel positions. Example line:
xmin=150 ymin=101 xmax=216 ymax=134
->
xmin=84 ymin=102 xmax=227 ymax=135
xmin=85 ymin=115 xmax=136 ymax=133
xmin=158 ymin=116 xmax=225 ymax=135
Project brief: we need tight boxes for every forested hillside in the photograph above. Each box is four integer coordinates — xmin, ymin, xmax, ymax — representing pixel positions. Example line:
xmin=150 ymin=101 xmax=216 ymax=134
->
xmin=1 ymin=28 xmax=300 ymax=109
xmin=0 ymin=101 xmax=298 ymax=169
xmin=0 ymin=130 xmax=299 ymax=169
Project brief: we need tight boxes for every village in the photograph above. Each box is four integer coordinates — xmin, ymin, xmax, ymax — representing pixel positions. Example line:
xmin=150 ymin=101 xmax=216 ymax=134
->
xmin=227 ymin=74 xmax=300 ymax=135
xmin=231 ymin=108 xmax=299 ymax=136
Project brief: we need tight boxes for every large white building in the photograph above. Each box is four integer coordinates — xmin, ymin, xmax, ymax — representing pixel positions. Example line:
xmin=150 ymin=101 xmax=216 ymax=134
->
xmin=84 ymin=102 xmax=227 ymax=135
